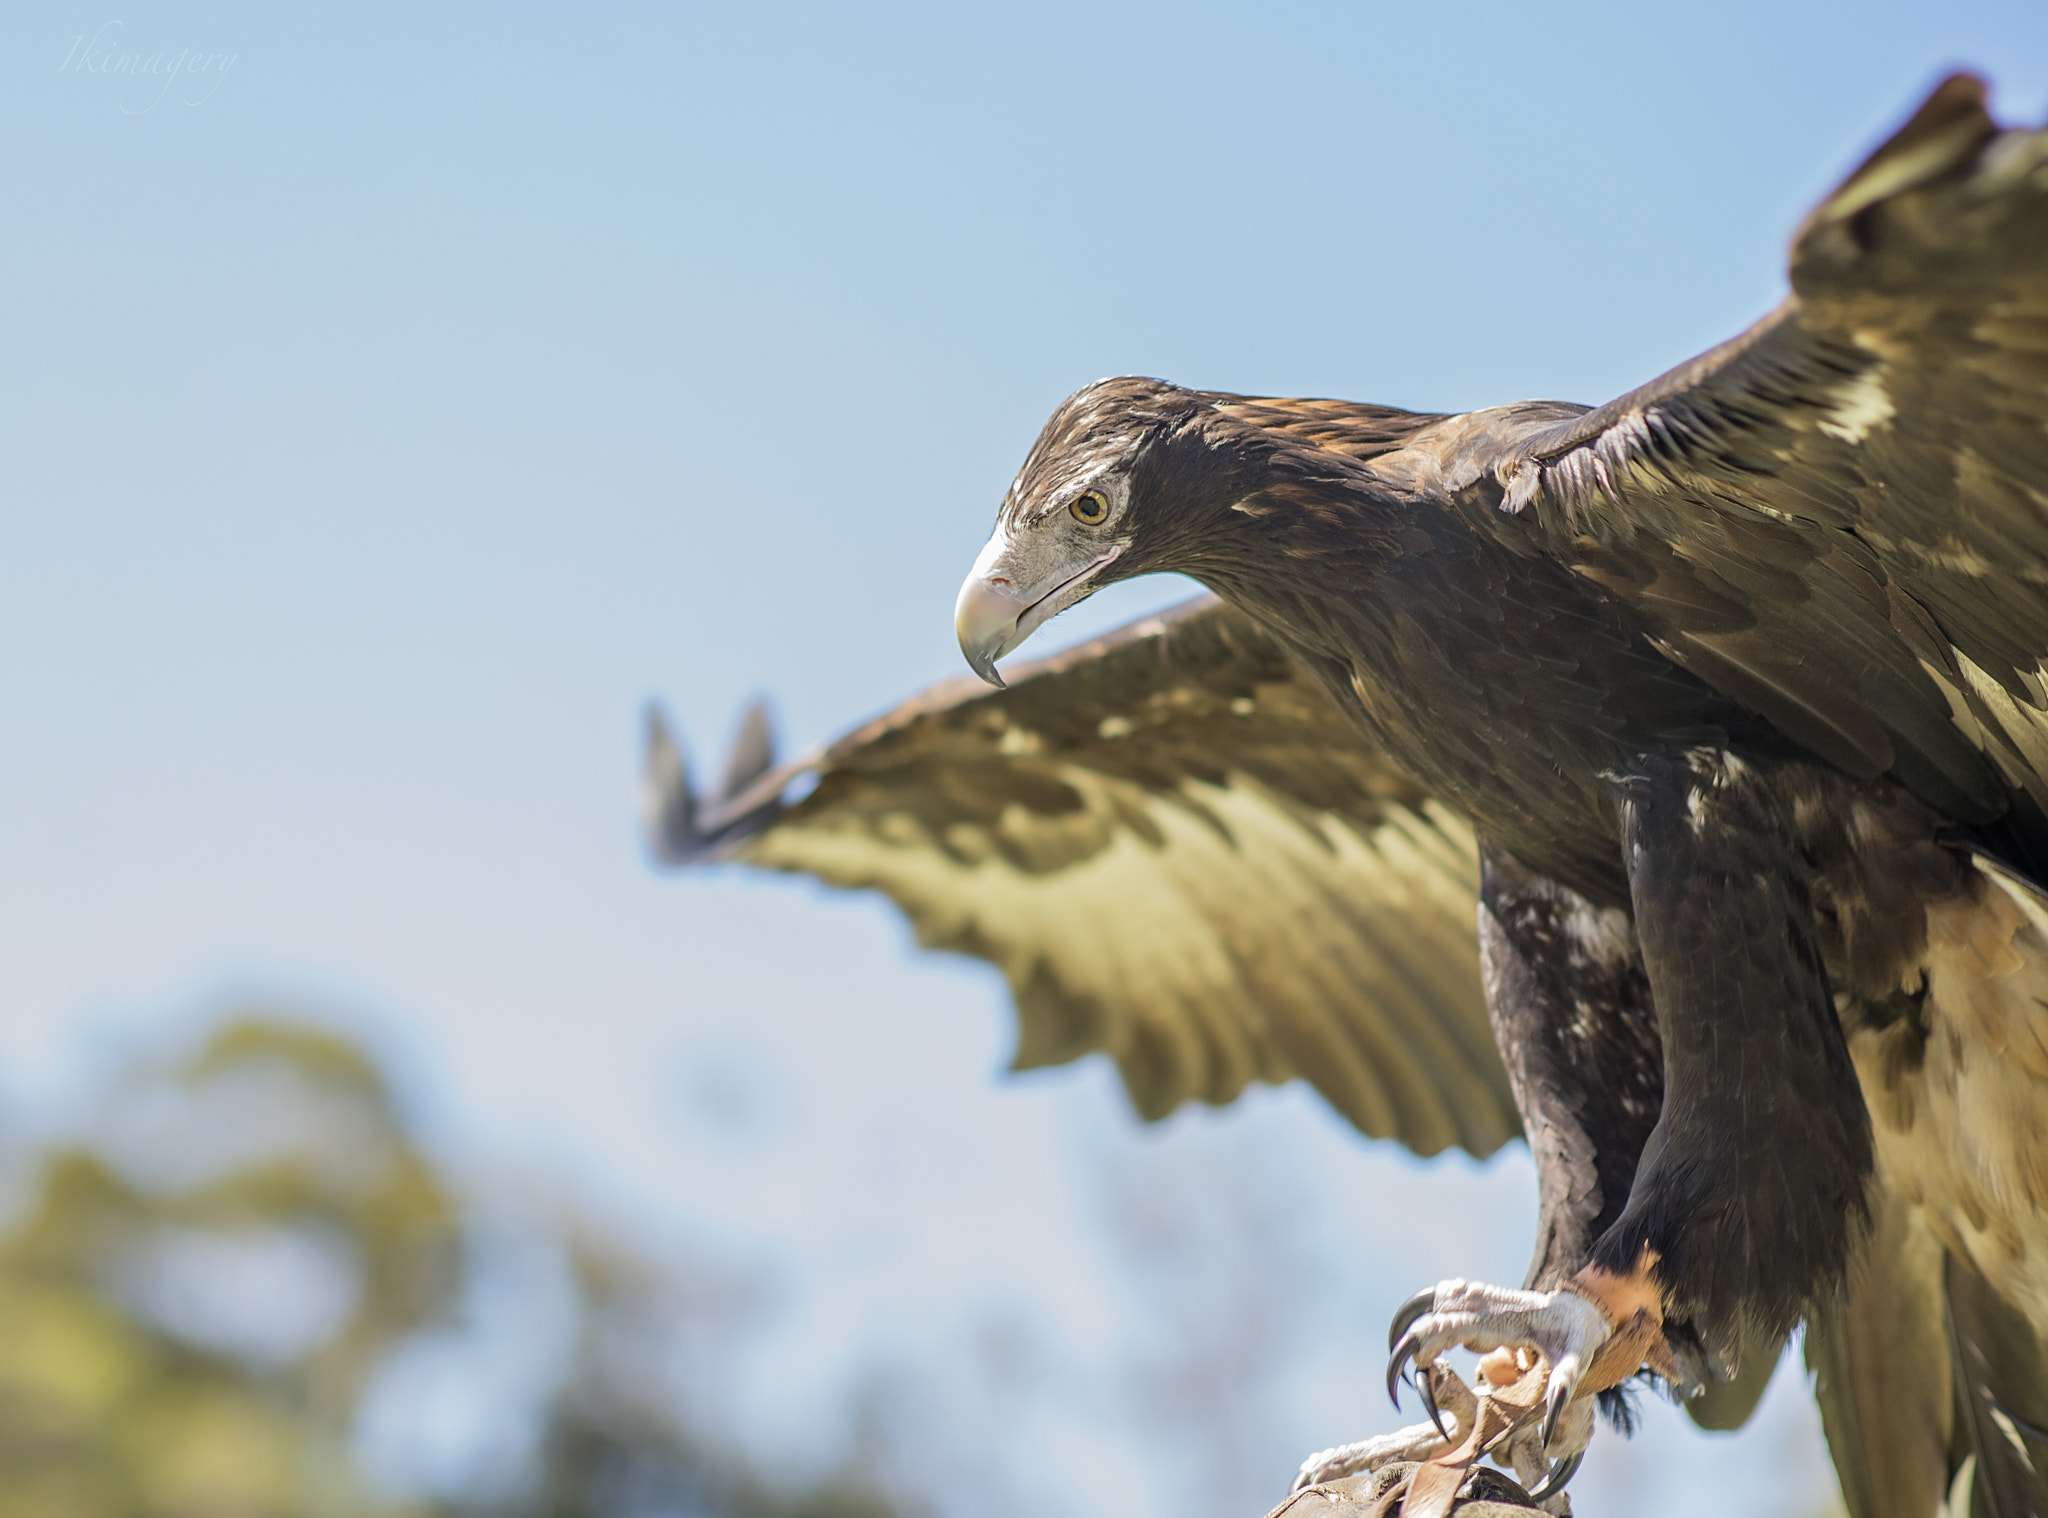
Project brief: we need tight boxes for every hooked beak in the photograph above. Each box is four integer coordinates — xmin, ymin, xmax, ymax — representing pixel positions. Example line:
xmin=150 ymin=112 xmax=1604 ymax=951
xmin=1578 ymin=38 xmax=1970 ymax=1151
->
xmin=954 ymin=532 xmax=1124 ymax=687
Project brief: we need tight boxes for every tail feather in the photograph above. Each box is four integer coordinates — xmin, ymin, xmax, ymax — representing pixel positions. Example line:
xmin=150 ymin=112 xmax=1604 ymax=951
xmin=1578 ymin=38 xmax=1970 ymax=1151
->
xmin=1808 ymin=1192 xmax=1955 ymax=1518
xmin=1947 ymin=1251 xmax=2048 ymax=1518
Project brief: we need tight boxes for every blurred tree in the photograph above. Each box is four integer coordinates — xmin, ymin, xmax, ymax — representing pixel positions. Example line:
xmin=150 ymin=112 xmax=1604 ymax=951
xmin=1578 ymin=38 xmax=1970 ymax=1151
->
xmin=0 ymin=1018 xmax=905 ymax=1518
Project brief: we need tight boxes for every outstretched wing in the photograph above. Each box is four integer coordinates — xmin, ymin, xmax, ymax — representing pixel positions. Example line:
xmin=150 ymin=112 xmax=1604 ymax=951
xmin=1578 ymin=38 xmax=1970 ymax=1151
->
xmin=647 ymin=597 xmax=1519 ymax=1159
xmin=1482 ymin=75 xmax=2048 ymax=840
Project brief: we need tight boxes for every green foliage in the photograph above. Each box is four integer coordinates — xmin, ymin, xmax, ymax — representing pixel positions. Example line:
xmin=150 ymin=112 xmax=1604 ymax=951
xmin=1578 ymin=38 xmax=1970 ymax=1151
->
xmin=0 ymin=1018 xmax=904 ymax=1518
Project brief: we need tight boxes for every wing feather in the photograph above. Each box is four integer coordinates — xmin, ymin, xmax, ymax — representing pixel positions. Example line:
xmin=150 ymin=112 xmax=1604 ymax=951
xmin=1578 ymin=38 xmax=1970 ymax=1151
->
xmin=648 ymin=598 xmax=1519 ymax=1159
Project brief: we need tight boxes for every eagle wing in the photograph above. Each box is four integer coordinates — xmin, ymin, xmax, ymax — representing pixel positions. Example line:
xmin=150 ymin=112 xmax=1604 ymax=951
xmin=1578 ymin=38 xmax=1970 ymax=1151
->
xmin=1481 ymin=74 xmax=2048 ymax=835
xmin=646 ymin=597 xmax=1520 ymax=1159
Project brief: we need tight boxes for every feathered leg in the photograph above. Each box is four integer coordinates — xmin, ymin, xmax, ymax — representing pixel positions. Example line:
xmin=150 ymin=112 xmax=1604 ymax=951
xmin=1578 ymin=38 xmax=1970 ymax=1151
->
xmin=1375 ymin=844 xmax=1670 ymax=1501
xmin=1593 ymin=750 xmax=1872 ymax=1366
xmin=1384 ymin=751 xmax=1878 ymax=1497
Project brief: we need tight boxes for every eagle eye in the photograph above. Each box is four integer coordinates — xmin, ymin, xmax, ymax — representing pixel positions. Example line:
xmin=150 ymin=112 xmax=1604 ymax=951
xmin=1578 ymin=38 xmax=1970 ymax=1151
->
xmin=1069 ymin=489 xmax=1110 ymax=526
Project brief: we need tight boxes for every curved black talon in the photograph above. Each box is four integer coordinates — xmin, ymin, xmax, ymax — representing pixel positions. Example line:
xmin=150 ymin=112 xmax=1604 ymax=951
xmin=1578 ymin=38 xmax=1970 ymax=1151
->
xmin=1539 ymin=1378 xmax=1568 ymax=1454
xmin=1387 ymin=1330 xmax=1422 ymax=1409
xmin=1526 ymin=1450 xmax=1583 ymax=1503
xmin=1388 ymin=1288 xmax=1437 ymax=1351
xmin=1416 ymin=1365 xmax=1451 ymax=1442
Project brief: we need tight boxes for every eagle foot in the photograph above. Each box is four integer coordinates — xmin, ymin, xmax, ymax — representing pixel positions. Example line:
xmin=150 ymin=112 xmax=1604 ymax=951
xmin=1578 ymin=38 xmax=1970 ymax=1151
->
xmin=1383 ymin=1261 xmax=1685 ymax=1503
xmin=1386 ymin=1280 xmax=1607 ymax=1483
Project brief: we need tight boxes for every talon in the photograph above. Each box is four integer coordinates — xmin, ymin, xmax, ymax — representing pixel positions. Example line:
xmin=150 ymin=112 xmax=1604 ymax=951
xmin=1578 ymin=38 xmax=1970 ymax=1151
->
xmin=1526 ymin=1450 xmax=1584 ymax=1502
xmin=1540 ymin=1376 xmax=1564 ymax=1442
xmin=1540 ymin=1375 xmax=1569 ymax=1454
xmin=1387 ymin=1331 xmax=1422 ymax=1409
xmin=1417 ymin=1363 xmax=1450 ymax=1442
xmin=1388 ymin=1287 xmax=1437 ymax=1350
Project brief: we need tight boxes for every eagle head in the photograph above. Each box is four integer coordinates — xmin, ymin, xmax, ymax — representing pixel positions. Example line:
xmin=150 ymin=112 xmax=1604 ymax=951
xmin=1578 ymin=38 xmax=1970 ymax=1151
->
xmin=955 ymin=376 xmax=1220 ymax=686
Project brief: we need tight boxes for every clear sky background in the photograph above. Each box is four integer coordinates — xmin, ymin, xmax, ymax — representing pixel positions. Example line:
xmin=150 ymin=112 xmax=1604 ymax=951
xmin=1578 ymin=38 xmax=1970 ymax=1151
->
xmin=5 ymin=4 xmax=2048 ymax=1515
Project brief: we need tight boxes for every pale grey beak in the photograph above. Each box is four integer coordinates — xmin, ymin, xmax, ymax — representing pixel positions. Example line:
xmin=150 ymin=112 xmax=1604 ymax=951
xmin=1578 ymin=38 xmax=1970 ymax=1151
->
xmin=954 ymin=533 xmax=1126 ymax=688
xmin=954 ymin=534 xmax=1029 ymax=687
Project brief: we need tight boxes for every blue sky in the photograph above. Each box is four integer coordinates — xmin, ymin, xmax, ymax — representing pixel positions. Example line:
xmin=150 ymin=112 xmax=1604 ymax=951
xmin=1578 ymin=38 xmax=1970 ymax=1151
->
xmin=5 ymin=4 xmax=2047 ymax=1514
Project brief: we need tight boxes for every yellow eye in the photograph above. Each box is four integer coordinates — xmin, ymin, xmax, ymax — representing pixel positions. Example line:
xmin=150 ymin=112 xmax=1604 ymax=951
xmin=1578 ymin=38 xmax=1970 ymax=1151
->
xmin=1069 ymin=489 xmax=1110 ymax=526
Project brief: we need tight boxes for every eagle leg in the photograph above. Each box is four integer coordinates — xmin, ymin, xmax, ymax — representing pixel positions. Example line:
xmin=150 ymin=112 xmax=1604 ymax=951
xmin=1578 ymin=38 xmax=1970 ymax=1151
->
xmin=1594 ymin=751 xmax=1873 ymax=1369
xmin=1352 ymin=843 xmax=1671 ymax=1488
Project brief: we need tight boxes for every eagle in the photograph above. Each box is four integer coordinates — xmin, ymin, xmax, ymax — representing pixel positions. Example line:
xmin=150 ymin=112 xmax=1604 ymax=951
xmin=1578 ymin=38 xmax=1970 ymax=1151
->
xmin=648 ymin=76 xmax=2048 ymax=1518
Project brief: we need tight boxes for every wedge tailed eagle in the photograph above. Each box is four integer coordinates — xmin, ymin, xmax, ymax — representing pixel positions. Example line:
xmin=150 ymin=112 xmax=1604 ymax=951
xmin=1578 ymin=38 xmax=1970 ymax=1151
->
xmin=649 ymin=76 xmax=2048 ymax=1517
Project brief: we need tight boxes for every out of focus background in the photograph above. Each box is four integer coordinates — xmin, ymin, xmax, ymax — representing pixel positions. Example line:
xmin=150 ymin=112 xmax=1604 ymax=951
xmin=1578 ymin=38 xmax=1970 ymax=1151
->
xmin=5 ymin=5 xmax=2047 ymax=1515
